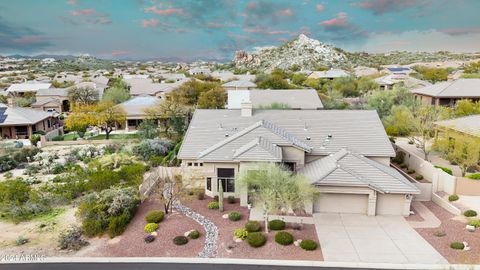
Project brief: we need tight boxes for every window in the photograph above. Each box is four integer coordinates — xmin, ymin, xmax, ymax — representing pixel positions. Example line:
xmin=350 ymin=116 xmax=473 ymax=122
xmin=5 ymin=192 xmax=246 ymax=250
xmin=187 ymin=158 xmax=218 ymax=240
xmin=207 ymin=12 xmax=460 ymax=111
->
xmin=217 ymin=168 xmax=235 ymax=192
xmin=282 ymin=162 xmax=296 ymax=172
xmin=199 ymin=163 xmax=203 ymax=167
xmin=206 ymin=177 xmax=212 ymax=191
xmin=194 ymin=162 xmax=198 ymax=166
xmin=187 ymin=162 xmax=192 ymax=166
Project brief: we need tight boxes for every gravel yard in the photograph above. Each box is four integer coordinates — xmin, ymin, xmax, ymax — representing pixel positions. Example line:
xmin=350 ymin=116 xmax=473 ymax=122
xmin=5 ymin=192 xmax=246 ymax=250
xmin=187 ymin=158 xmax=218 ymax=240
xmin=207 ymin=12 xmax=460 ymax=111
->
xmin=88 ymin=198 xmax=205 ymax=257
xmin=182 ymin=197 xmax=324 ymax=261
xmin=413 ymin=201 xmax=480 ymax=264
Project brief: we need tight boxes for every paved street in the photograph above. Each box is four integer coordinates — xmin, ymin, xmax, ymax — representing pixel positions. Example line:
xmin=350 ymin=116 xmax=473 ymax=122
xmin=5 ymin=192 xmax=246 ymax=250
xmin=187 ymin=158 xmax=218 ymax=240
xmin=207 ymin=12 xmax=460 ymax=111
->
xmin=0 ymin=262 xmax=424 ymax=270
xmin=313 ymin=213 xmax=447 ymax=264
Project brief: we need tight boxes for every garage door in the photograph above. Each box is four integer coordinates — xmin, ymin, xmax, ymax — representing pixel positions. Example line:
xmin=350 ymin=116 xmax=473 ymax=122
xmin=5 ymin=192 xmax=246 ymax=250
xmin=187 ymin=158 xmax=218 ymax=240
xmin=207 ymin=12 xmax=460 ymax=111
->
xmin=314 ymin=193 xmax=368 ymax=214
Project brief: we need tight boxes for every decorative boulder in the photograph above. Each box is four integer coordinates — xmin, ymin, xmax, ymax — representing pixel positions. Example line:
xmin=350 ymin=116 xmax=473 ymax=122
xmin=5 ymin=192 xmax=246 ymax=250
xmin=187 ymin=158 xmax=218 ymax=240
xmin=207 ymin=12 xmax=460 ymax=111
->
xmin=151 ymin=231 xmax=158 ymax=237
xmin=235 ymin=238 xmax=243 ymax=243
xmin=294 ymin=239 xmax=302 ymax=247
xmin=466 ymin=225 xmax=476 ymax=232
xmin=222 ymin=214 xmax=229 ymax=219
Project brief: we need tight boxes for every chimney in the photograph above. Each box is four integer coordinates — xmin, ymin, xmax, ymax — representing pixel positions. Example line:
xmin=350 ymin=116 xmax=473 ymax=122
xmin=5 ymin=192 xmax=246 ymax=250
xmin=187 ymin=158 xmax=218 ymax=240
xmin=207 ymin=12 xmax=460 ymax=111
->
xmin=241 ymin=101 xmax=252 ymax=117
xmin=7 ymin=97 xmax=15 ymax=108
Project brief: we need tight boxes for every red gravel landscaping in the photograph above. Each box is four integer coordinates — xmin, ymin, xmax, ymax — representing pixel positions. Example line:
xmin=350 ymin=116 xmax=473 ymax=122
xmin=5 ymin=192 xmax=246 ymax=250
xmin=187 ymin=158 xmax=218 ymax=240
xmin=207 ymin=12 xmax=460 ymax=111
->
xmin=182 ymin=196 xmax=324 ymax=261
xmin=413 ymin=201 xmax=480 ymax=264
xmin=89 ymin=198 xmax=205 ymax=257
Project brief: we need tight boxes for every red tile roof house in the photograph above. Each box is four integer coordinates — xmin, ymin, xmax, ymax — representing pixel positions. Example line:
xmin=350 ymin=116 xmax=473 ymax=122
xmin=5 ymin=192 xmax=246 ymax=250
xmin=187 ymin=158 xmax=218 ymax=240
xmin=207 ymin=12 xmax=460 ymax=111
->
xmin=0 ymin=103 xmax=60 ymax=139
xmin=178 ymin=103 xmax=419 ymax=216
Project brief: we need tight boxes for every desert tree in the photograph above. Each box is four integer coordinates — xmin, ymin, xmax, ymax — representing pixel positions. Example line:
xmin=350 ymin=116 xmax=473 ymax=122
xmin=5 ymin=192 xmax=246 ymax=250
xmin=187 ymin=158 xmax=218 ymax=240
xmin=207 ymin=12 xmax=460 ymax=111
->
xmin=94 ymin=101 xmax=127 ymax=140
xmin=67 ymin=86 xmax=99 ymax=105
xmin=237 ymin=163 xmax=318 ymax=233
xmin=152 ymin=171 xmax=185 ymax=214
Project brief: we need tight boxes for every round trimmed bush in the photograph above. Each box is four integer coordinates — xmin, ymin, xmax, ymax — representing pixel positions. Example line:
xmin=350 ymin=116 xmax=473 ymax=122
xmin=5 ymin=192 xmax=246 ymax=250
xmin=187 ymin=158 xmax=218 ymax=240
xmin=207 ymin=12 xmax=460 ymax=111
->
xmin=234 ymin=228 xmax=248 ymax=240
xmin=207 ymin=201 xmax=219 ymax=209
xmin=144 ymin=223 xmax=158 ymax=233
xmin=300 ymin=239 xmax=318 ymax=251
xmin=144 ymin=234 xmax=155 ymax=243
xmin=468 ymin=219 xmax=480 ymax=228
xmin=407 ymin=169 xmax=415 ymax=174
xmin=145 ymin=210 xmax=165 ymax=223
xmin=173 ymin=236 xmax=189 ymax=245
xmin=227 ymin=196 xmax=236 ymax=204
xmin=415 ymin=175 xmax=424 ymax=180
xmin=188 ymin=230 xmax=200 ymax=239
xmin=400 ymin=163 xmax=407 ymax=168
xmin=464 ymin=210 xmax=477 ymax=217
xmin=448 ymin=194 xmax=459 ymax=201
xmin=245 ymin=221 xmax=261 ymax=232
xmin=450 ymin=242 xmax=465 ymax=250
xmin=228 ymin=212 xmax=241 ymax=221
xmin=268 ymin=219 xmax=285 ymax=231
xmin=275 ymin=231 xmax=293 ymax=245
xmin=246 ymin=232 xmax=266 ymax=248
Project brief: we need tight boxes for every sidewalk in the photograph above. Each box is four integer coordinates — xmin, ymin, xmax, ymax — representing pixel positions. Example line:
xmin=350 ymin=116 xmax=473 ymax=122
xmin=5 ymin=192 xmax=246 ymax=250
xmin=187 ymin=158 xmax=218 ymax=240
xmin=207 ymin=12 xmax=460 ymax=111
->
xmin=408 ymin=201 xmax=441 ymax=229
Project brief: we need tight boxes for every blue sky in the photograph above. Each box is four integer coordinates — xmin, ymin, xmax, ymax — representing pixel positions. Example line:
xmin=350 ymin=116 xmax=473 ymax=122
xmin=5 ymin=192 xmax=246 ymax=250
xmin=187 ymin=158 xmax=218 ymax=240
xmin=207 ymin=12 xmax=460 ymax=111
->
xmin=1 ymin=0 xmax=479 ymax=61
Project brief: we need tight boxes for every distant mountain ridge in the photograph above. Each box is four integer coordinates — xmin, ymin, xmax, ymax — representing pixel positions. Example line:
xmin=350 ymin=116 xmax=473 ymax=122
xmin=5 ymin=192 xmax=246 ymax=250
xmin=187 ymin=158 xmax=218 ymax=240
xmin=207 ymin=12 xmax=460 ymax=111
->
xmin=233 ymin=34 xmax=348 ymax=71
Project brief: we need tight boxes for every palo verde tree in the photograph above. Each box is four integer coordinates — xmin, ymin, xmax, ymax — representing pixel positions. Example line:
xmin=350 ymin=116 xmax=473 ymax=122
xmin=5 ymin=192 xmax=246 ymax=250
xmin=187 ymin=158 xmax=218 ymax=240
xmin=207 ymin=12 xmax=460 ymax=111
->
xmin=95 ymin=101 xmax=127 ymax=140
xmin=67 ymin=86 xmax=99 ymax=105
xmin=434 ymin=132 xmax=480 ymax=176
xmin=237 ymin=163 xmax=318 ymax=233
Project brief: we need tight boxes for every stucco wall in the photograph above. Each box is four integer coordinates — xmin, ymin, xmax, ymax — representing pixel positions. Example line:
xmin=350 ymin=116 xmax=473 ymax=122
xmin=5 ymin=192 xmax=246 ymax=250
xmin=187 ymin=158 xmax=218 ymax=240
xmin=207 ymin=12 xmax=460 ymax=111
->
xmin=281 ymin=146 xmax=305 ymax=169
xmin=455 ymin=177 xmax=480 ymax=196
xmin=369 ymin=156 xmax=391 ymax=166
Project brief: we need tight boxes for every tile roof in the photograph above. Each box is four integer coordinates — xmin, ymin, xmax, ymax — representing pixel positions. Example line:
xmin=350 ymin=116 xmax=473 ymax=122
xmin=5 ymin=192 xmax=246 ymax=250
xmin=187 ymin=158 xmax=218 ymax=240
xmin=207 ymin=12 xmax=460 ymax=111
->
xmin=6 ymin=82 xmax=51 ymax=93
xmin=36 ymin=88 xmax=68 ymax=97
xmin=222 ymin=80 xmax=257 ymax=88
xmin=434 ymin=114 xmax=480 ymax=137
xmin=227 ymin=89 xmax=323 ymax=109
xmin=125 ymin=78 xmax=187 ymax=96
xmin=0 ymin=105 xmax=54 ymax=126
xmin=116 ymin=96 xmax=161 ymax=117
xmin=178 ymin=109 xmax=395 ymax=160
xmin=298 ymin=149 xmax=420 ymax=194
xmin=232 ymin=137 xmax=283 ymax=162
xmin=411 ymin=79 xmax=480 ymax=98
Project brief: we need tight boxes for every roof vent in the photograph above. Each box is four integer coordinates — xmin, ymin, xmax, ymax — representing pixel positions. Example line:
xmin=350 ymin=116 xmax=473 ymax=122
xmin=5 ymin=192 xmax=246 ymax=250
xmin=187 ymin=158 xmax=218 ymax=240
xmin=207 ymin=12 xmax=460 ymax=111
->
xmin=225 ymin=133 xmax=229 ymax=137
xmin=306 ymin=136 xmax=311 ymax=141
xmin=327 ymin=134 xmax=333 ymax=139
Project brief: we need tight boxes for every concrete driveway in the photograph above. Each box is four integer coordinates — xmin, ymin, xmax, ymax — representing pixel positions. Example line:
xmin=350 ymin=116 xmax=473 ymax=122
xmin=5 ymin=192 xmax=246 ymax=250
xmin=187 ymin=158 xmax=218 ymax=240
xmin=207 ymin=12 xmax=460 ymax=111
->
xmin=313 ymin=213 xmax=447 ymax=264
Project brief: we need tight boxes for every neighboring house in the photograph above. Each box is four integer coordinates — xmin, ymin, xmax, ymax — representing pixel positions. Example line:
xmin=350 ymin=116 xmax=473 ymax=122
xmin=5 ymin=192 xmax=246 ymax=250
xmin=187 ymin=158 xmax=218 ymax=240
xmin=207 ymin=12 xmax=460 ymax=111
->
xmin=70 ymin=81 xmax=107 ymax=100
xmin=307 ymin=69 xmax=350 ymax=80
xmin=188 ymin=67 xmax=211 ymax=76
xmin=32 ymin=88 xmax=69 ymax=113
xmin=115 ymin=96 xmax=161 ymax=131
xmin=411 ymin=79 xmax=480 ymax=106
xmin=6 ymin=81 xmax=52 ymax=95
xmin=375 ymin=74 xmax=431 ymax=90
xmin=124 ymin=77 xmax=187 ymax=98
xmin=227 ymin=89 xmax=323 ymax=110
xmin=434 ymin=115 xmax=480 ymax=138
xmin=222 ymin=80 xmax=257 ymax=91
xmin=211 ymin=71 xmax=255 ymax=82
xmin=354 ymin=66 xmax=378 ymax=77
xmin=0 ymin=103 xmax=60 ymax=139
xmin=383 ymin=67 xmax=415 ymax=75
xmin=178 ymin=107 xmax=419 ymax=216
xmin=157 ymin=73 xmax=186 ymax=83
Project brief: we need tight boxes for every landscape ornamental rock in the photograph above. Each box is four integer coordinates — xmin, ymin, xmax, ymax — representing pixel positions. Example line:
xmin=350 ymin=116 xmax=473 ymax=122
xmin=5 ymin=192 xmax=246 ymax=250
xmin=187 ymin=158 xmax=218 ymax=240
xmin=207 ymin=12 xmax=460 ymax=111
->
xmin=466 ymin=225 xmax=476 ymax=232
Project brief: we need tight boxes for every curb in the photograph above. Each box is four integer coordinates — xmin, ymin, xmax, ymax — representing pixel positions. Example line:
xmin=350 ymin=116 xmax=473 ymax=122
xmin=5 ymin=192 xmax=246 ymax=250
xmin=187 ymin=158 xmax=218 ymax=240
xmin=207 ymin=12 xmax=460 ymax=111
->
xmin=0 ymin=256 xmax=457 ymax=269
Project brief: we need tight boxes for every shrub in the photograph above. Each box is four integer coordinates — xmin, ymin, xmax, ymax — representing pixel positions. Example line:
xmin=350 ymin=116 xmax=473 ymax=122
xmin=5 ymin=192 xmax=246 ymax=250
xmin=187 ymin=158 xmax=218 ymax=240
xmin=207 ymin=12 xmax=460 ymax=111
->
xmin=197 ymin=191 xmax=205 ymax=200
xmin=407 ymin=169 xmax=415 ymax=174
xmin=468 ymin=219 xmax=480 ymax=228
xmin=467 ymin=173 xmax=480 ymax=180
xmin=464 ymin=210 xmax=477 ymax=217
xmin=400 ymin=163 xmax=407 ymax=168
xmin=450 ymin=242 xmax=465 ymax=250
xmin=58 ymin=226 xmax=89 ymax=250
xmin=0 ymin=156 xmax=18 ymax=172
xmin=82 ymin=219 xmax=105 ymax=237
xmin=188 ymin=230 xmax=200 ymax=239
xmin=268 ymin=219 xmax=286 ymax=231
xmin=145 ymin=211 xmax=165 ymax=223
xmin=434 ymin=165 xmax=453 ymax=175
xmin=292 ymin=223 xmax=303 ymax=230
xmin=144 ymin=223 xmax=158 ymax=233
xmin=16 ymin=236 xmax=29 ymax=246
xmin=133 ymin=139 xmax=174 ymax=160
xmin=78 ymin=187 xmax=139 ymax=237
xmin=433 ymin=231 xmax=446 ymax=237
xmin=228 ymin=212 xmax=241 ymax=221
xmin=234 ymin=228 xmax=248 ymax=240
xmin=173 ymin=235 xmax=188 ymax=245
xmin=87 ymin=169 xmax=121 ymax=191
xmin=392 ymin=152 xmax=405 ymax=164
xmin=245 ymin=221 xmax=261 ymax=232
xmin=246 ymin=232 xmax=266 ymax=248
xmin=448 ymin=194 xmax=459 ymax=201
xmin=148 ymin=156 xmax=164 ymax=167
xmin=415 ymin=175 xmax=424 ymax=180
xmin=144 ymin=234 xmax=155 ymax=243
xmin=227 ymin=196 xmax=236 ymax=204
xmin=108 ymin=214 xmax=130 ymax=238
xmin=13 ymin=148 xmax=42 ymax=163
xmin=207 ymin=201 xmax=219 ymax=209
xmin=275 ymin=231 xmax=293 ymax=245
xmin=52 ymin=135 xmax=64 ymax=141
xmin=300 ymin=239 xmax=318 ymax=251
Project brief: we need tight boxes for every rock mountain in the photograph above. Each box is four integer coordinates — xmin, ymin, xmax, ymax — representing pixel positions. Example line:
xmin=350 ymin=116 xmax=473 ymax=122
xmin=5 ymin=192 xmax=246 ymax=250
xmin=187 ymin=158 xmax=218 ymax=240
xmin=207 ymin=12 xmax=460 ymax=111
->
xmin=233 ymin=34 xmax=348 ymax=71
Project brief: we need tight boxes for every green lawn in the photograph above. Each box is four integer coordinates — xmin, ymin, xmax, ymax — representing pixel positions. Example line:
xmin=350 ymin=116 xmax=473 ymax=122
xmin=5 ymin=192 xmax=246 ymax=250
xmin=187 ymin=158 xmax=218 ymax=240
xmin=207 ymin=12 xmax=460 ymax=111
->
xmin=87 ymin=134 xmax=139 ymax=140
xmin=62 ymin=133 xmax=80 ymax=141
